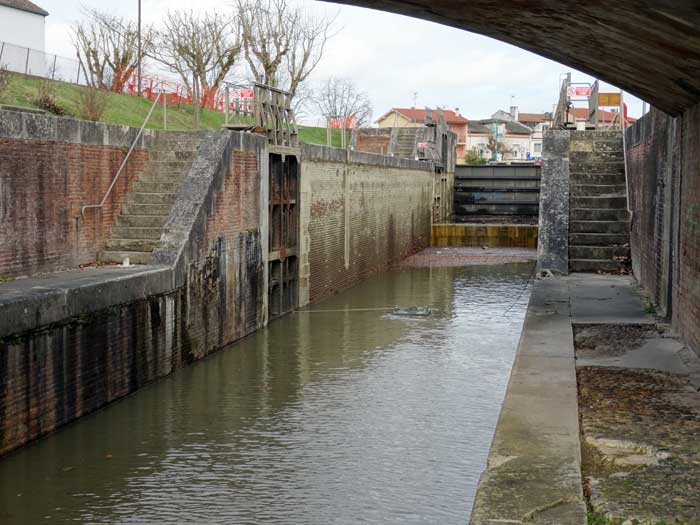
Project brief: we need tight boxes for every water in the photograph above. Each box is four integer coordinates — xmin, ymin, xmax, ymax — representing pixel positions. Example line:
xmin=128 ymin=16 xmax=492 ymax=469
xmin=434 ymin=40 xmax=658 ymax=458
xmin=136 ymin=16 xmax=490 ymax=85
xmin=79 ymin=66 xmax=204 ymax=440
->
xmin=0 ymin=263 xmax=533 ymax=524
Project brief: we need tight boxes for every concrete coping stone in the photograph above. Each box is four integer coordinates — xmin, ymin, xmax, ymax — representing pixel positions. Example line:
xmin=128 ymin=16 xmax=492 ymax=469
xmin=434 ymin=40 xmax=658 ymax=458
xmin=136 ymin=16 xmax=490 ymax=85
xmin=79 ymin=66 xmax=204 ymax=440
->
xmin=0 ymin=108 xmax=158 ymax=149
xmin=300 ymin=142 xmax=433 ymax=171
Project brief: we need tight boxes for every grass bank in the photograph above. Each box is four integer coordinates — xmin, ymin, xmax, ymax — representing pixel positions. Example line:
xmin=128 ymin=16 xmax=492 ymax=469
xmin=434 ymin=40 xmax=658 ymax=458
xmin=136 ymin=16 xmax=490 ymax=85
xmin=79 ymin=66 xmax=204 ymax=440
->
xmin=0 ymin=72 xmax=343 ymax=147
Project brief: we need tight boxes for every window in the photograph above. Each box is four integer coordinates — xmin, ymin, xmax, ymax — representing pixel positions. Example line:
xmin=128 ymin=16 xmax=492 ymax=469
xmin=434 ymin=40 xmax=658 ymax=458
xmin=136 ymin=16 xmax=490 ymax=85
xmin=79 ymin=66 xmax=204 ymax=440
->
xmin=534 ymin=143 xmax=542 ymax=153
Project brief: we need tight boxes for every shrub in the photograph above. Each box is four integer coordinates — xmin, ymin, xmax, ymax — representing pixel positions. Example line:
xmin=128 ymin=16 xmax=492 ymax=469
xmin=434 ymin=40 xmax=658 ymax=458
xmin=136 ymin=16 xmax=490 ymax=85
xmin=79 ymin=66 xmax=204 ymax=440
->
xmin=78 ymin=86 xmax=110 ymax=121
xmin=33 ymin=80 xmax=66 ymax=115
xmin=0 ymin=67 xmax=9 ymax=96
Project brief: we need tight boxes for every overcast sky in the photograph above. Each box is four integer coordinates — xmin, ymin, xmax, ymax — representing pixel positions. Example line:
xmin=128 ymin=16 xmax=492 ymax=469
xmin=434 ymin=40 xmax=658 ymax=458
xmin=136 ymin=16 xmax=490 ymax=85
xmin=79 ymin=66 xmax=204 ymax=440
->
xmin=38 ymin=0 xmax=646 ymax=124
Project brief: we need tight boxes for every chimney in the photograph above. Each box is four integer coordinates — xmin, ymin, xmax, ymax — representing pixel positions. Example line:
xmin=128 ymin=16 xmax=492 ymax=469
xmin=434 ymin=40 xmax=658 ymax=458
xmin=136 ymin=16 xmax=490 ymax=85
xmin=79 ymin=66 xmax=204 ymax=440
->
xmin=510 ymin=106 xmax=519 ymax=121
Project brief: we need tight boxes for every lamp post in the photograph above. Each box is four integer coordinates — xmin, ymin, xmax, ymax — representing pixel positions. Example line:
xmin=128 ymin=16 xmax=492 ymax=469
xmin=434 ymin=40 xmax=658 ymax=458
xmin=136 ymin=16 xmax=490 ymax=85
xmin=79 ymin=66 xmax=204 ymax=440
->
xmin=137 ymin=0 xmax=142 ymax=96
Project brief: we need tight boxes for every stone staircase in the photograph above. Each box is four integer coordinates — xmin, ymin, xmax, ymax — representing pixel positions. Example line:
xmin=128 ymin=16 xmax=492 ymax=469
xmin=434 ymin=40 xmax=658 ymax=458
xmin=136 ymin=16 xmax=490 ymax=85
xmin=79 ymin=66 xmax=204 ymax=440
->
xmin=569 ymin=133 xmax=631 ymax=273
xmin=100 ymin=132 xmax=203 ymax=265
xmin=394 ymin=128 xmax=417 ymax=158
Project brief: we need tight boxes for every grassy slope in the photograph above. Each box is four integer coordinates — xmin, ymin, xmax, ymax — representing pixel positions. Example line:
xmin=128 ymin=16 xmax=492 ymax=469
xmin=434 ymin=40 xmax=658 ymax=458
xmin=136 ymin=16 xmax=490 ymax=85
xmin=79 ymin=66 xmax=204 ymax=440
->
xmin=0 ymin=72 xmax=343 ymax=147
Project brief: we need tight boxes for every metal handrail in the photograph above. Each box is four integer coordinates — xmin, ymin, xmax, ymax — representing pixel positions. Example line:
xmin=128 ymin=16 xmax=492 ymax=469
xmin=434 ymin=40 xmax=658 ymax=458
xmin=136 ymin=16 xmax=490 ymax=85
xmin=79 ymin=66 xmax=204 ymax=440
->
xmin=81 ymin=91 xmax=163 ymax=217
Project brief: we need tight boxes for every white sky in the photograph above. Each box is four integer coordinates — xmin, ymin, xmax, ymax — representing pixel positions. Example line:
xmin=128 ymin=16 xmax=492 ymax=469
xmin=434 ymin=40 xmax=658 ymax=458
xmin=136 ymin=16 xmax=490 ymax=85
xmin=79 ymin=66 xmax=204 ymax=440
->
xmin=38 ymin=0 xmax=646 ymax=124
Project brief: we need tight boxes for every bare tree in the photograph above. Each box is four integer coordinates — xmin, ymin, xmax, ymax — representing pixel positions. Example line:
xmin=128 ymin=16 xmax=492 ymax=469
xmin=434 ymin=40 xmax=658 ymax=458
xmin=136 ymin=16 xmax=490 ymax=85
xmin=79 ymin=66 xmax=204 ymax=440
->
xmin=486 ymin=132 xmax=511 ymax=160
xmin=72 ymin=8 xmax=151 ymax=92
xmin=315 ymin=77 xmax=372 ymax=127
xmin=237 ymin=0 xmax=334 ymax=98
xmin=151 ymin=11 xmax=241 ymax=104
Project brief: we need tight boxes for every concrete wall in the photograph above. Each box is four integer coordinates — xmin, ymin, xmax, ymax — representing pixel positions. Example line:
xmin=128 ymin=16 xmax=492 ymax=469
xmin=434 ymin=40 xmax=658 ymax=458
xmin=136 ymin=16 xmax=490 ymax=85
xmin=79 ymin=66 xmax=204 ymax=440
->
xmin=298 ymin=145 xmax=435 ymax=305
xmin=0 ymin=130 xmax=269 ymax=457
xmin=625 ymin=104 xmax=700 ymax=354
xmin=0 ymin=109 xmax=155 ymax=278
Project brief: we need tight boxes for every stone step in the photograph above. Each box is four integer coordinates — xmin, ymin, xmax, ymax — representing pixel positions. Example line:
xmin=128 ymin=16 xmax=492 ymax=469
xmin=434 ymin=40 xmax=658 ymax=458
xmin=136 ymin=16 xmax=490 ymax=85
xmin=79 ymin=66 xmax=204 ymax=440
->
xmin=569 ymin=173 xmax=626 ymax=185
xmin=570 ymin=258 xmax=630 ymax=273
xmin=569 ymin=233 xmax=629 ymax=246
xmin=111 ymin=226 xmax=163 ymax=240
xmin=569 ymin=245 xmax=630 ymax=260
xmin=133 ymin=181 xmax=181 ymax=193
xmin=137 ymin=171 xmax=187 ymax=183
xmin=116 ymin=214 xmax=168 ymax=228
xmin=570 ymin=150 xmax=624 ymax=163
xmin=571 ymin=196 xmax=628 ymax=209
xmin=99 ymin=250 xmax=153 ymax=265
xmin=123 ymin=203 xmax=173 ymax=216
xmin=105 ymin=238 xmax=160 ymax=252
xmin=128 ymin=192 xmax=177 ymax=205
xmin=570 ymin=220 xmax=629 ymax=234
xmin=569 ymin=161 xmax=625 ymax=174
xmin=570 ymin=184 xmax=627 ymax=197
xmin=571 ymin=208 xmax=629 ymax=222
xmin=149 ymin=149 xmax=197 ymax=162
xmin=152 ymin=139 xmax=204 ymax=151
xmin=141 ymin=160 xmax=192 ymax=173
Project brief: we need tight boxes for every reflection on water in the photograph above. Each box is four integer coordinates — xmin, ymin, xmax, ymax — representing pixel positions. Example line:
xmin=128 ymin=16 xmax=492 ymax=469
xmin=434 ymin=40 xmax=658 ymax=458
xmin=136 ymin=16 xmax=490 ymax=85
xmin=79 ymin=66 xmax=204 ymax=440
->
xmin=0 ymin=263 xmax=533 ymax=524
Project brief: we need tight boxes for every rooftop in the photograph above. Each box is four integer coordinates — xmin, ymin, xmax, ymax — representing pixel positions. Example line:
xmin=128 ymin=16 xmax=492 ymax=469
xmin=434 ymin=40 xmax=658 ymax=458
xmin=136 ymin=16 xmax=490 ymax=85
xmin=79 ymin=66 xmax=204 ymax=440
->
xmin=0 ymin=0 xmax=48 ymax=16
xmin=380 ymin=107 xmax=469 ymax=125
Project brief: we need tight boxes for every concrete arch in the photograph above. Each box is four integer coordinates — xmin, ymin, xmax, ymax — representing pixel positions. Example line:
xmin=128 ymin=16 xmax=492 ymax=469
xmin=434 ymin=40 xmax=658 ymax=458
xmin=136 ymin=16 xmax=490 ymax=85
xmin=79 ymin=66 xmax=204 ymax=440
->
xmin=324 ymin=0 xmax=700 ymax=115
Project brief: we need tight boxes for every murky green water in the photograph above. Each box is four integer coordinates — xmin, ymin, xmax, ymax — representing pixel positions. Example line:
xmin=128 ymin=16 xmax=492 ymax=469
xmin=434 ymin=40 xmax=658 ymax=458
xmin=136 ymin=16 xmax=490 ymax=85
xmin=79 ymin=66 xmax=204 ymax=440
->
xmin=0 ymin=263 xmax=533 ymax=524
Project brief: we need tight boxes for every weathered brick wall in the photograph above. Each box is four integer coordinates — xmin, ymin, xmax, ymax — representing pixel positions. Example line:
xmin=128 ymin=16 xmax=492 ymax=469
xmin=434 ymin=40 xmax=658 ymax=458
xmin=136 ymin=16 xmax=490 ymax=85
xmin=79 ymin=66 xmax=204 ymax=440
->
xmin=0 ymin=131 xmax=268 ymax=457
xmin=298 ymin=146 xmax=433 ymax=305
xmin=625 ymin=103 xmax=700 ymax=354
xmin=0 ymin=110 xmax=153 ymax=277
xmin=626 ymin=109 xmax=679 ymax=317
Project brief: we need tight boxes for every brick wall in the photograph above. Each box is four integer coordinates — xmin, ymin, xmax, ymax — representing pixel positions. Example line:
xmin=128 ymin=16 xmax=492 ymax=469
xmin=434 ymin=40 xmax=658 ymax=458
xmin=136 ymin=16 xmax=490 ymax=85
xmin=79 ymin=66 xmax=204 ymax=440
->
xmin=0 ymin=110 xmax=153 ymax=277
xmin=298 ymin=146 xmax=434 ymax=305
xmin=0 ymin=131 xmax=268 ymax=457
xmin=625 ymin=103 xmax=700 ymax=354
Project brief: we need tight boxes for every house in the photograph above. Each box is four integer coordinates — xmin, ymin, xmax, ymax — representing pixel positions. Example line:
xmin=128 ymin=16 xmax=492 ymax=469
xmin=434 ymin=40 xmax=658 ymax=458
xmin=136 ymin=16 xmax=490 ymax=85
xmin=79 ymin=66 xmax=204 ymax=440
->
xmin=376 ymin=107 xmax=468 ymax=162
xmin=467 ymin=117 xmax=534 ymax=162
xmin=0 ymin=0 xmax=48 ymax=51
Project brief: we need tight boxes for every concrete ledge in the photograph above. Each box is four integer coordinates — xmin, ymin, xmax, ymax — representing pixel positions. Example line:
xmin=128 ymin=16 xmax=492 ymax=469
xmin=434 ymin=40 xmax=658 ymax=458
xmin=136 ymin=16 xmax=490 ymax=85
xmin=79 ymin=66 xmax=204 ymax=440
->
xmin=432 ymin=223 xmax=538 ymax=248
xmin=470 ymin=277 xmax=587 ymax=524
xmin=0 ymin=266 xmax=172 ymax=340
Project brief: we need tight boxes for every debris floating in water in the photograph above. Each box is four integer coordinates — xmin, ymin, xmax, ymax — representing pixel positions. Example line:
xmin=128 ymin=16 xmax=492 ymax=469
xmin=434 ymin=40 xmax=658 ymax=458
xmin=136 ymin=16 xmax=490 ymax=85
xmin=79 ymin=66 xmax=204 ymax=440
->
xmin=391 ymin=306 xmax=431 ymax=317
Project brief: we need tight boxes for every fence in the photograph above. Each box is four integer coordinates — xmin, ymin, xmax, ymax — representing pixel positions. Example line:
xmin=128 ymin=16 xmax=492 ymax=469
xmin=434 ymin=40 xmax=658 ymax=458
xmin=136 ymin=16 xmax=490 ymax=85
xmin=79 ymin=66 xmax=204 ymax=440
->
xmin=0 ymin=41 xmax=86 ymax=85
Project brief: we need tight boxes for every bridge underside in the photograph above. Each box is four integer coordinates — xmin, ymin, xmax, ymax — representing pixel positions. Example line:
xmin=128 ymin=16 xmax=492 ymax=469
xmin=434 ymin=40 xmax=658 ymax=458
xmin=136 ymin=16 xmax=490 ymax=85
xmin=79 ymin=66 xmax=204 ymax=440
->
xmin=324 ymin=0 xmax=700 ymax=115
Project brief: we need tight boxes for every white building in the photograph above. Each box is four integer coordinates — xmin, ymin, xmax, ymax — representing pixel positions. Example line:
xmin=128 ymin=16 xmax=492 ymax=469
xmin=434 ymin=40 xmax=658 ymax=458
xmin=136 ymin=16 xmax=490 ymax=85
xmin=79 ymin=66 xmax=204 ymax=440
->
xmin=466 ymin=118 xmax=535 ymax=162
xmin=0 ymin=0 xmax=49 ymax=75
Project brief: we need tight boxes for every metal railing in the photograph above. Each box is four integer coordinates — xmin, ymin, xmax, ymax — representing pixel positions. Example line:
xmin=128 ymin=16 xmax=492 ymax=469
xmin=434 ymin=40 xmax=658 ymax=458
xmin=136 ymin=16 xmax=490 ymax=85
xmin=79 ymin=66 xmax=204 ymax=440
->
xmin=81 ymin=91 xmax=163 ymax=218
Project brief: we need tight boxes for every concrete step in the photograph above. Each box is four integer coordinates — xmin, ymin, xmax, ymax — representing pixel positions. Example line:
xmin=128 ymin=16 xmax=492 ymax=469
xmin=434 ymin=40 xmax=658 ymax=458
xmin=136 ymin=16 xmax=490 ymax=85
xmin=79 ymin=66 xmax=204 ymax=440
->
xmin=116 ymin=214 xmax=168 ymax=228
xmin=571 ymin=196 xmax=628 ymax=209
xmin=105 ymin=238 xmax=161 ymax=252
xmin=569 ymin=233 xmax=629 ymax=246
xmin=570 ymin=220 xmax=629 ymax=234
xmin=569 ymin=161 xmax=625 ymax=174
xmin=571 ymin=208 xmax=629 ymax=221
xmin=123 ymin=203 xmax=173 ymax=216
xmin=128 ymin=192 xmax=177 ymax=205
xmin=570 ymin=258 xmax=630 ymax=273
xmin=569 ymin=245 xmax=630 ymax=260
xmin=133 ymin=181 xmax=181 ymax=193
xmin=99 ymin=250 xmax=153 ymax=265
xmin=570 ymin=150 xmax=624 ymax=163
xmin=111 ymin=226 xmax=162 ymax=240
xmin=570 ymin=184 xmax=627 ymax=196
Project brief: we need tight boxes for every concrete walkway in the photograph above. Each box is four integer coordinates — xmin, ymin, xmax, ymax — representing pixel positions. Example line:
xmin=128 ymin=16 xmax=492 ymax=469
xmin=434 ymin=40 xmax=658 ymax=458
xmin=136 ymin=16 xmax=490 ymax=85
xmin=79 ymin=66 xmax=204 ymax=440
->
xmin=470 ymin=273 xmax=653 ymax=525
